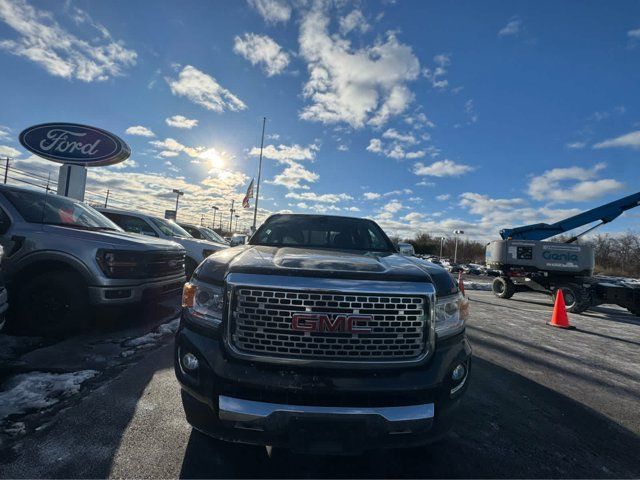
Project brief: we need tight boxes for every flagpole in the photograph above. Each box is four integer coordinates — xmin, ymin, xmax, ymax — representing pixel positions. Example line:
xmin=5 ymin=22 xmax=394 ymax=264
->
xmin=252 ymin=117 xmax=266 ymax=231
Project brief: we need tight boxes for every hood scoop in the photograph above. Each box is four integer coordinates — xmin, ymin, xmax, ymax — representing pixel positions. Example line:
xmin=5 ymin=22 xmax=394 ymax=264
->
xmin=272 ymin=248 xmax=386 ymax=272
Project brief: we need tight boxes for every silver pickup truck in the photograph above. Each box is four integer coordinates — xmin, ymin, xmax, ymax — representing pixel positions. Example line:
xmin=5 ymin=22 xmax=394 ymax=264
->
xmin=0 ymin=184 xmax=186 ymax=335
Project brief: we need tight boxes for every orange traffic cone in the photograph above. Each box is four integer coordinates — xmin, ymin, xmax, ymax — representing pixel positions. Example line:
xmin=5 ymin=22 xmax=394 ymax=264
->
xmin=458 ymin=271 xmax=465 ymax=296
xmin=548 ymin=289 xmax=575 ymax=329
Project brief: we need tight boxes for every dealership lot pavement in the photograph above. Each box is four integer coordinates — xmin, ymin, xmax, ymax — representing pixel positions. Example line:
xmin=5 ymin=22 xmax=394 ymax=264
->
xmin=1 ymin=288 xmax=639 ymax=478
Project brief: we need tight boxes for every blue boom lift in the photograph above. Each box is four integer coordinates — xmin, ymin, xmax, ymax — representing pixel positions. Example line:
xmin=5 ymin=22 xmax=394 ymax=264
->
xmin=485 ymin=191 xmax=640 ymax=315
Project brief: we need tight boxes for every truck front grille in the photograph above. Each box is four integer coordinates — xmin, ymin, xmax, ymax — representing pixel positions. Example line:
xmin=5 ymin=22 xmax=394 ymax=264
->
xmin=229 ymin=287 xmax=428 ymax=363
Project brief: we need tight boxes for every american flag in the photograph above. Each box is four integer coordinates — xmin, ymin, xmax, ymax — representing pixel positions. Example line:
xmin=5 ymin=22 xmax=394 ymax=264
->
xmin=242 ymin=178 xmax=254 ymax=208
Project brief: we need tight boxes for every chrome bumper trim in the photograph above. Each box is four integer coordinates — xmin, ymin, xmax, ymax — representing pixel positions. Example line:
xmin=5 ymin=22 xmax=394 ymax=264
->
xmin=218 ymin=395 xmax=435 ymax=423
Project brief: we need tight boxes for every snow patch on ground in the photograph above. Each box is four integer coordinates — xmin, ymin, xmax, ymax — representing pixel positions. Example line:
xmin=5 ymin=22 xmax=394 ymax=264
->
xmin=123 ymin=318 xmax=180 ymax=348
xmin=0 ymin=370 xmax=98 ymax=421
xmin=463 ymin=282 xmax=493 ymax=291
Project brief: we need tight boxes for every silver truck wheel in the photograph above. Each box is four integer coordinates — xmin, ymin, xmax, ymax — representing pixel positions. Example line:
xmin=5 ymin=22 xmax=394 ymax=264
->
xmin=554 ymin=283 xmax=590 ymax=314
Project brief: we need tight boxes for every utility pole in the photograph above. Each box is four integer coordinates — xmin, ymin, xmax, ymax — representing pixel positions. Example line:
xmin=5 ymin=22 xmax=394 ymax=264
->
xmin=252 ymin=117 xmax=266 ymax=232
xmin=104 ymin=189 xmax=110 ymax=208
xmin=229 ymin=200 xmax=235 ymax=233
xmin=453 ymin=230 xmax=464 ymax=264
xmin=211 ymin=205 xmax=218 ymax=229
xmin=173 ymin=189 xmax=184 ymax=220
xmin=439 ymin=236 xmax=446 ymax=260
xmin=3 ymin=157 xmax=9 ymax=184
xmin=200 ymin=214 xmax=205 ymax=226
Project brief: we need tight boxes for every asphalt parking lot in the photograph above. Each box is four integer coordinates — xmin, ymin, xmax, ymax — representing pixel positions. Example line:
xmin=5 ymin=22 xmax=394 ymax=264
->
xmin=1 ymin=284 xmax=639 ymax=478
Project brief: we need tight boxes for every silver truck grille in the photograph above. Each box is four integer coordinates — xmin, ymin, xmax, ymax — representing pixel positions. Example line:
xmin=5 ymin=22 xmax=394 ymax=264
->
xmin=229 ymin=287 xmax=428 ymax=362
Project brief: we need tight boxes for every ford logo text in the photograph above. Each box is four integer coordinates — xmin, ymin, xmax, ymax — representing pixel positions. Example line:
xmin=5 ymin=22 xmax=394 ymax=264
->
xmin=19 ymin=123 xmax=131 ymax=167
xmin=291 ymin=313 xmax=373 ymax=334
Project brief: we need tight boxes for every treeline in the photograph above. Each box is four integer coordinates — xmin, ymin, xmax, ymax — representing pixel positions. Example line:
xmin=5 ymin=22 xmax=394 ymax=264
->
xmin=587 ymin=233 xmax=640 ymax=278
xmin=396 ymin=232 xmax=487 ymax=264
xmin=398 ymin=231 xmax=640 ymax=278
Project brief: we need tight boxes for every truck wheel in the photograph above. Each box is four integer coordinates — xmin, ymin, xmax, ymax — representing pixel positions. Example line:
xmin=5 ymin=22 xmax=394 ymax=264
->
xmin=492 ymin=277 xmax=515 ymax=299
xmin=12 ymin=271 xmax=89 ymax=337
xmin=554 ymin=283 xmax=590 ymax=314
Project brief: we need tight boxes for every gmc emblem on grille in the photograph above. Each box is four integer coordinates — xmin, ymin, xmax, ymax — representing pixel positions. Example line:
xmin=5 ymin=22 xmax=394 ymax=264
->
xmin=291 ymin=313 xmax=373 ymax=333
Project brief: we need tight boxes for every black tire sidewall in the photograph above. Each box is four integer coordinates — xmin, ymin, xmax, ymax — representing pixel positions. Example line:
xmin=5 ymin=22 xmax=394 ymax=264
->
xmin=14 ymin=271 xmax=88 ymax=336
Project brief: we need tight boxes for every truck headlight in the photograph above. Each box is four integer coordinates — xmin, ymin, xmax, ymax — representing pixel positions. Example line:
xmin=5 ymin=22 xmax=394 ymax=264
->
xmin=434 ymin=292 xmax=469 ymax=339
xmin=0 ymin=244 xmax=4 ymax=264
xmin=182 ymin=280 xmax=224 ymax=326
xmin=96 ymin=249 xmax=141 ymax=278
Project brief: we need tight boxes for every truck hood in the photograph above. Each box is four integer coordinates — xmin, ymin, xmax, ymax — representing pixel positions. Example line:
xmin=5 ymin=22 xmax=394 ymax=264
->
xmin=42 ymin=225 xmax=184 ymax=251
xmin=196 ymin=245 xmax=459 ymax=295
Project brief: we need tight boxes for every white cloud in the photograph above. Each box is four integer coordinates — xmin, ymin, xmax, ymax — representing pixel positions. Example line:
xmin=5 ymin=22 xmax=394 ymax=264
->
xmin=0 ymin=126 xmax=11 ymax=140
xmin=528 ymin=164 xmax=623 ymax=202
xmin=167 ymin=65 xmax=247 ymax=112
xmin=422 ymin=53 xmax=450 ymax=90
xmin=593 ymin=130 xmax=640 ymax=150
xmin=0 ymin=0 xmax=136 ymax=81
xmin=405 ymin=150 xmax=425 ymax=159
xmin=566 ymin=141 xmax=586 ymax=150
xmin=233 ymin=33 xmax=290 ymax=76
xmin=248 ymin=0 xmax=291 ymax=24
xmin=383 ymin=200 xmax=403 ymax=214
xmin=286 ymin=191 xmax=353 ymax=203
xmin=436 ymin=194 xmax=450 ymax=201
xmin=628 ymin=28 xmax=640 ymax=39
xmin=250 ymin=143 xmax=317 ymax=164
xmin=165 ymin=115 xmax=198 ymax=129
xmin=364 ymin=192 xmax=381 ymax=200
xmin=382 ymin=128 xmax=416 ymax=145
xmin=498 ymin=16 xmax=522 ymax=37
xmin=465 ymin=99 xmax=478 ymax=123
xmin=149 ymin=138 xmax=231 ymax=167
xmin=0 ymin=145 xmax=20 ymax=157
xmin=403 ymin=212 xmax=424 ymax=222
xmin=270 ymin=161 xmax=319 ymax=190
xmin=339 ymin=9 xmax=370 ymax=35
xmin=125 ymin=125 xmax=155 ymax=137
xmin=413 ymin=159 xmax=473 ymax=177
xmin=298 ymin=2 xmax=420 ymax=128
xmin=366 ymin=138 xmax=383 ymax=153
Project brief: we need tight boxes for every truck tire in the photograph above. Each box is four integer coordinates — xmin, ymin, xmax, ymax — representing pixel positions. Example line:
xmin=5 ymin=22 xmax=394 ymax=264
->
xmin=492 ymin=277 xmax=515 ymax=299
xmin=554 ymin=283 xmax=590 ymax=314
xmin=11 ymin=271 xmax=89 ymax=337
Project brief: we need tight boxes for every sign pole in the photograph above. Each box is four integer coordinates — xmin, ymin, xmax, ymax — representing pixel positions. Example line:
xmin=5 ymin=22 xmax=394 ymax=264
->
xmin=3 ymin=157 xmax=9 ymax=184
xmin=252 ymin=117 xmax=266 ymax=231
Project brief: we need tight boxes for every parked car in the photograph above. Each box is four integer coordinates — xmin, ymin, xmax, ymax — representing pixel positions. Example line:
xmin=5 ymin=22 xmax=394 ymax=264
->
xmin=176 ymin=214 xmax=471 ymax=454
xmin=178 ymin=223 xmax=229 ymax=246
xmin=0 ymin=245 xmax=8 ymax=332
xmin=397 ymin=242 xmax=415 ymax=256
xmin=448 ymin=264 xmax=464 ymax=273
xmin=462 ymin=264 xmax=482 ymax=275
xmin=229 ymin=233 xmax=248 ymax=246
xmin=0 ymin=185 xmax=186 ymax=335
xmin=97 ymin=208 xmax=227 ymax=277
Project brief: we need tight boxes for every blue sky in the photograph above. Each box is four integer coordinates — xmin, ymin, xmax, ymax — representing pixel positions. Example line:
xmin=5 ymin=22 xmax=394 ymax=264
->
xmin=0 ymin=0 xmax=639 ymax=238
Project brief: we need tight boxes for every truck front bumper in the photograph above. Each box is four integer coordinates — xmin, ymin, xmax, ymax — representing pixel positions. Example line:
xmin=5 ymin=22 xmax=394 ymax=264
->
xmin=175 ymin=324 xmax=471 ymax=454
xmin=88 ymin=275 xmax=185 ymax=305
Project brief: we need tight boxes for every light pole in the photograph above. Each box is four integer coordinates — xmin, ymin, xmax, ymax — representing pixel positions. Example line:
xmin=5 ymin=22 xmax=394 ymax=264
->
xmin=200 ymin=214 xmax=205 ymax=226
xmin=172 ymin=189 xmax=184 ymax=219
xmin=453 ymin=230 xmax=464 ymax=264
xmin=439 ymin=236 xmax=446 ymax=260
xmin=211 ymin=205 xmax=218 ymax=230
xmin=229 ymin=200 xmax=235 ymax=233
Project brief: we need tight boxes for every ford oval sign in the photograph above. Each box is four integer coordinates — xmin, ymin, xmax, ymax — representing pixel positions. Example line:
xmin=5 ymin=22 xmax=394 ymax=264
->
xmin=19 ymin=123 xmax=131 ymax=167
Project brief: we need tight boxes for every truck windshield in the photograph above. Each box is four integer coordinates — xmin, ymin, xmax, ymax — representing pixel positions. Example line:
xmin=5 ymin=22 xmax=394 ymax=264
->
xmin=201 ymin=227 xmax=228 ymax=244
xmin=150 ymin=217 xmax=192 ymax=238
xmin=3 ymin=189 xmax=122 ymax=231
xmin=250 ymin=215 xmax=394 ymax=252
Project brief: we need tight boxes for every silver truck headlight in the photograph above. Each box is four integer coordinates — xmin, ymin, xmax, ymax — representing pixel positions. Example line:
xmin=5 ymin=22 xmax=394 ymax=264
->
xmin=434 ymin=292 xmax=469 ymax=339
xmin=0 ymin=244 xmax=4 ymax=264
xmin=182 ymin=280 xmax=224 ymax=326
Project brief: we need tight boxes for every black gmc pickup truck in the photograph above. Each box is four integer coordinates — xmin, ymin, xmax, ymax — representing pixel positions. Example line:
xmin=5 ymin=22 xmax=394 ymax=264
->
xmin=175 ymin=214 xmax=471 ymax=454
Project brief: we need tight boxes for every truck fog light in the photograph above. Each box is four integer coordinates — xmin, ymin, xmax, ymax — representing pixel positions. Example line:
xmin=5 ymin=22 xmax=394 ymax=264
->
xmin=452 ymin=363 xmax=466 ymax=382
xmin=182 ymin=352 xmax=199 ymax=371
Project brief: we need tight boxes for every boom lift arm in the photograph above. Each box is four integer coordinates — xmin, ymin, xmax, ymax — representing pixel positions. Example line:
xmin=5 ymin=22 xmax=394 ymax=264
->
xmin=500 ymin=191 xmax=640 ymax=242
